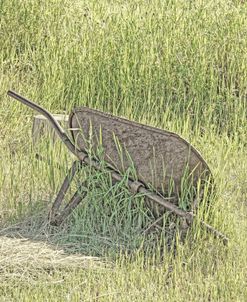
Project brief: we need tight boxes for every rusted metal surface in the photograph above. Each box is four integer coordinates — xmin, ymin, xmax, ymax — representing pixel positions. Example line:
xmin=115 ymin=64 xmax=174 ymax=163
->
xmin=69 ymin=107 xmax=210 ymax=197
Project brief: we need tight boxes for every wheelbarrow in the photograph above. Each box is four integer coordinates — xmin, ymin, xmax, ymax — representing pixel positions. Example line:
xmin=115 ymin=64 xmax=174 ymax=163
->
xmin=7 ymin=90 xmax=228 ymax=244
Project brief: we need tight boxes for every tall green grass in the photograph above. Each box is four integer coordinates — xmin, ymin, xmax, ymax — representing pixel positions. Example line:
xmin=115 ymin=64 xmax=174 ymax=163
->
xmin=0 ymin=0 xmax=247 ymax=301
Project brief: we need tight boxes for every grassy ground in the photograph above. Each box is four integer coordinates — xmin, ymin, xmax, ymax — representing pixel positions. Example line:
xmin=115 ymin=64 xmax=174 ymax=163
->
xmin=0 ymin=0 xmax=247 ymax=301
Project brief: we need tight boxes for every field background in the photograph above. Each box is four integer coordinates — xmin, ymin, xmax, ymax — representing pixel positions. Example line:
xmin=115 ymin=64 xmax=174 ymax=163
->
xmin=0 ymin=0 xmax=247 ymax=301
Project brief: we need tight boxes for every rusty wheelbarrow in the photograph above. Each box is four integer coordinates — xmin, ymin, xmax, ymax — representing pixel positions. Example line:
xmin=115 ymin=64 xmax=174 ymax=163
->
xmin=7 ymin=90 xmax=228 ymax=244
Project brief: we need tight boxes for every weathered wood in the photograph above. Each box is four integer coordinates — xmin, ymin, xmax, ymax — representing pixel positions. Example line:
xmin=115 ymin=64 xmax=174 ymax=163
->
xmin=32 ymin=114 xmax=69 ymax=144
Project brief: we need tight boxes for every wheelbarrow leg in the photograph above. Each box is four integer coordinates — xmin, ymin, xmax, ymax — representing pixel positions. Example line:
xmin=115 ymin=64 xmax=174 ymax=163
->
xmin=49 ymin=160 xmax=85 ymax=225
xmin=50 ymin=183 xmax=88 ymax=226
xmin=143 ymin=216 xmax=164 ymax=235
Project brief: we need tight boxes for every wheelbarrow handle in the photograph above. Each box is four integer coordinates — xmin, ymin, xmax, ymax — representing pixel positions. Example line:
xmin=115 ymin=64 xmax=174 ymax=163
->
xmin=7 ymin=90 xmax=88 ymax=161
xmin=7 ymin=90 xmax=66 ymax=137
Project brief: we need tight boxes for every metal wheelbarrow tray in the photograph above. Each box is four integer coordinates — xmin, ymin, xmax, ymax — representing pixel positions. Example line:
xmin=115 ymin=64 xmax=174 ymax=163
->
xmin=7 ymin=90 xmax=228 ymax=244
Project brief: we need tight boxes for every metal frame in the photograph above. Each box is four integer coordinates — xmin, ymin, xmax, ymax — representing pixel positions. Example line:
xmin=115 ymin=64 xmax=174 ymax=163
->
xmin=49 ymin=160 xmax=87 ymax=225
xmin=7 ymin=90 xmax=229 ymax=244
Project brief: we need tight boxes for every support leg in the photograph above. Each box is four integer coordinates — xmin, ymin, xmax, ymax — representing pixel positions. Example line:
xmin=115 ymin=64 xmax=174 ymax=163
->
xmin=50 ymin=183 xmax=88 ymax=226
xmin=49 ymin=160 xmax=84 ymax=225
